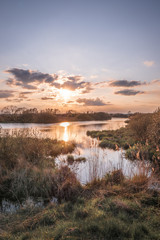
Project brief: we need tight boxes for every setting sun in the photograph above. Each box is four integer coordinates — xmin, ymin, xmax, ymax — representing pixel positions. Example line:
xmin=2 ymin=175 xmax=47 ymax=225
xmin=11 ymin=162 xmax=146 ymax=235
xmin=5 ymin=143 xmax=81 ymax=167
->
xmin=59 ymin=88 xmax=72 ymax=101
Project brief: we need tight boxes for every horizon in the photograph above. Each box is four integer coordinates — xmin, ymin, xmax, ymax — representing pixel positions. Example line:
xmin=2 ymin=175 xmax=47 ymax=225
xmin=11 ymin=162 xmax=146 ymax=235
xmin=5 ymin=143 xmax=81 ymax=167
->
xmin=0 ymin=105 xmax=156 ymax=115
xmin=0 ymin=0 xmax=160 ymax=113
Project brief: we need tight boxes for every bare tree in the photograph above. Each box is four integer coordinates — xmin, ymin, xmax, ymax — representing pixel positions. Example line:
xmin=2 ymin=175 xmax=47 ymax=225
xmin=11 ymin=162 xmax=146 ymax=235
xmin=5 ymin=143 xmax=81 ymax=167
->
xmin=1 ymin=105 xmax=18 ymax=114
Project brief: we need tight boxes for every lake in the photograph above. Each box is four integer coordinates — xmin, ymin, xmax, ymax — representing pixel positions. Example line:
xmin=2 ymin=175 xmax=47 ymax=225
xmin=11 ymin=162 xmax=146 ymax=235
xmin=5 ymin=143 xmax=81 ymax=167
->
xmin=0 ymin=118 xmax=149 ymax=184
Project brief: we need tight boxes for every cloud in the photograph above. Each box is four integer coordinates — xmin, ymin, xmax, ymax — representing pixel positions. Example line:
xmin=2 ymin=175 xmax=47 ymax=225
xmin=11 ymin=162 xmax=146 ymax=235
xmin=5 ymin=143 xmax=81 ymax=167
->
xmin=90 ymin=75 xmax=98 ymax=79
xmin=0 ymin=90 xmax=15 ymax=98
xmin=114 ymin=89 xmax=145 ymax=96
xmin=61 ymin=81 xmax=83 ymax=91
xmin=60 ymin=76 xmax=93 ymax=93
xmin=6 ymin=68 xmax=58 ymax=89
xmin=18 ymin=91 xmax=34 ymax=99
xmin=20 ymin=91 xmax=34 ymax=94
xmin=94 ymin=81 xmax=106 ymax=86
xmin=80 ymin=82 xmax=93 ymax=93
xmin=109 ymin=80 xmax=143 ymax=87
xmin=5 ymin=68 xmax=93 ymax=93
xmin=67 ymin=76 xmax=82 ymax=82
xmin=76 ymin=98 xmax=107 ymax=106
xmin=6 ymin=98 xmax=23 ymax=102
xmin=143 ymin=61 xmax=154 ymax=67
xmin=41 ymin=97 xmax=54 ymax=100
xmin=151 ymin=79 xmax=160 ymax=85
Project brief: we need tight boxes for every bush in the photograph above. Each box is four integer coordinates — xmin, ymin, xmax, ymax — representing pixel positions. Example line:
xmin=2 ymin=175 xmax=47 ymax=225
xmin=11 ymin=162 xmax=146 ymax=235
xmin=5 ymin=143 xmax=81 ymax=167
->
xmin=51 ymin=166 xmax=82 ymax=202
xmin=129 ymin=113 xmax=152 ymax=142
xmin=105 ymin=169 xmax=124 ymax=185
xmin=125 ymin=143 xmax=154 ymax=160
xmin=99 ymin=140 xmax=117 ymax=150
xmin=148 ymin=109 xmax=160 ymax=146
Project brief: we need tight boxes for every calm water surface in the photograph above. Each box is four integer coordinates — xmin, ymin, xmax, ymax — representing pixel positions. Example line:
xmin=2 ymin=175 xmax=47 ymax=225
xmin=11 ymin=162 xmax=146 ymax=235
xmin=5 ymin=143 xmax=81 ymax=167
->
xmin=0 ymin=118 xmax=148 ymax=184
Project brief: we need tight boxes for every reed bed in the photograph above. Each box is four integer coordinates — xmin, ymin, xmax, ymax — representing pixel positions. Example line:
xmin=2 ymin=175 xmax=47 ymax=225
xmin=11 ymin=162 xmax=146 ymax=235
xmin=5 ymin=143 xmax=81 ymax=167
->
xmin=0 ymin=120 xmax=160 ymax=240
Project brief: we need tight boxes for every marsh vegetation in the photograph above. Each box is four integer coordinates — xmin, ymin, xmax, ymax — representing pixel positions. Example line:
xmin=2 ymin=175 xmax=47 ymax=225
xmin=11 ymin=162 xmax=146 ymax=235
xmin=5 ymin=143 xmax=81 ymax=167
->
xmin=0 ymin=110 xmax=159 ymax=240
xmin=88 ymin=109 xmax=160 ymax=169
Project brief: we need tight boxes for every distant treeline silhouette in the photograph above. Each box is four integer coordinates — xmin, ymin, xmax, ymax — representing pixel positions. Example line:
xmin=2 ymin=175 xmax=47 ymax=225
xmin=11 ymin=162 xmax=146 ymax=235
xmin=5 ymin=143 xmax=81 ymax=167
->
xmin=0 ymin=106 xmax=130 ymax=123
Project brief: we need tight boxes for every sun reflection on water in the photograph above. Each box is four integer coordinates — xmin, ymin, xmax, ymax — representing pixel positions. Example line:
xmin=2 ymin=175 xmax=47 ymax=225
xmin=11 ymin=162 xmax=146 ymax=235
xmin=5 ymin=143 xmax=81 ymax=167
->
xmin=60 ymin=122 xmax=70 ymax=142
xmin=60 ymin=122 xmax=70 ymax=127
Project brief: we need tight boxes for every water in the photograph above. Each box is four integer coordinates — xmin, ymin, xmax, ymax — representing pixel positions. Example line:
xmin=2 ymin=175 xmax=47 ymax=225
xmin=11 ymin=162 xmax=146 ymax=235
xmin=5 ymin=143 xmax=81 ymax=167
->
xmin=1 ymin=198 xmax=44 ymax=213
xmin=0 ymin=118 xmax=148 ymax=184
xmin=1 ymin=118 xmax=152 ymax=213
xmin=0 ymin=118 xmax=126 ymax=142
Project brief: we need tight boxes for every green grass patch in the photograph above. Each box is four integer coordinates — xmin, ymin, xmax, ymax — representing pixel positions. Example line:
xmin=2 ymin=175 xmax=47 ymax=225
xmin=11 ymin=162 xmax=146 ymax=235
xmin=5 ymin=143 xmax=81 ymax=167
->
xmin=1 ymin=190 xmax=159 ymax=240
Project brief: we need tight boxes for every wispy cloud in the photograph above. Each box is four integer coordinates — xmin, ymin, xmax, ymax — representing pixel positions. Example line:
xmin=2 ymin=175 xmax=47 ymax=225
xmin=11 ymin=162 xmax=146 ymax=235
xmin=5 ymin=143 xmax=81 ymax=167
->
xmin=114 ymin=89 xmax=145 ymax=96
xmin=0 ymin=90 xmax=15 ymax=98
xmin=18 ymin=91 xmax=34 ymax=99
xmin=41 ymin=97 xmax=55 ymax=100
xmin=143 ymin=61 xmax=154 ymax=67
xmin=6 ymin=98 xmax=24 ymax=102
xmin=151 ymin=79 xmax=160 ymax=85
xmin=90 ymin=75 xmax=98 ymax=79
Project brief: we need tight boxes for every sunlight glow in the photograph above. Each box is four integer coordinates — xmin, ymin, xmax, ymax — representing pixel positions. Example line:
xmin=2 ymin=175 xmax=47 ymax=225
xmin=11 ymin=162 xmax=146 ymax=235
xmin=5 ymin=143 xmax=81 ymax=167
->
xmin=60 ymin=122 xmax=70 ymax=141
xmin=60 ymin=122 xmax=70 ymax=127
xmin=59 ymin=88 xmax=72 ymax=101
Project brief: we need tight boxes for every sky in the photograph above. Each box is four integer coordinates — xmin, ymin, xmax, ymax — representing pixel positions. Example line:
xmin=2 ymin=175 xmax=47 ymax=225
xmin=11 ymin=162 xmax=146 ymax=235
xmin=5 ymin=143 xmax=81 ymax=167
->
xmin=0 ymin=0 xmax=160 ymax=113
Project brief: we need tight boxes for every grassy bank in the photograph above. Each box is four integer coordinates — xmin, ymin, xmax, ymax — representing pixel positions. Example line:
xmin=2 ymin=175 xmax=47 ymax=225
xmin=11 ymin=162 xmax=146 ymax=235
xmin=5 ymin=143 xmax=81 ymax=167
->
xmin=87 ymin=127 xmax=135 ymax=150
xmin=87 ymin=109 xmax=160 ymax=167
xmin=0 ymin=129 xmax=76 ymax=202
xmin=0 ymin=169 xmax=160 ymax=240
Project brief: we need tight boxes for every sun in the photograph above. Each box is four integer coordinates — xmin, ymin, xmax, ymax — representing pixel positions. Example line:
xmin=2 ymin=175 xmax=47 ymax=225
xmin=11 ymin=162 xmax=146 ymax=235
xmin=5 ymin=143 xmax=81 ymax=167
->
xmin=60 ymin=122 xmax=70 ymax=127
xmin=59 ymin=88 xmax=72 ymax=101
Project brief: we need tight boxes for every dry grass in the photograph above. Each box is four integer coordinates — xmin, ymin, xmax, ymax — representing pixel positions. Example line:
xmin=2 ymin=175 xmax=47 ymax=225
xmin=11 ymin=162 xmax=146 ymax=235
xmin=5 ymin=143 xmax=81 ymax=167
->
xmin=0 ymin=120 xmax=160 ymax=239
xmin=0 ymin=129 xmax=77 ymax=202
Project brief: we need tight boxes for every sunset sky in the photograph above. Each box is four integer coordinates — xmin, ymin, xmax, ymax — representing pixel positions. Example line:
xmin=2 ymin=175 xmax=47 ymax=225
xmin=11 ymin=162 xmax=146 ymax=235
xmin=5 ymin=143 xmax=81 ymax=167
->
xmin=0 ymin=0 xmax=160 ymax=113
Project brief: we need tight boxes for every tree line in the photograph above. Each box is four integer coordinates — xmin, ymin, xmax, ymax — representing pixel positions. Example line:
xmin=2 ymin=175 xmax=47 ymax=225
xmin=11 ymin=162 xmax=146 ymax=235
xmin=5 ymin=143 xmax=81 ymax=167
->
xmin=0 ymin=105 xmax=116 ymax=123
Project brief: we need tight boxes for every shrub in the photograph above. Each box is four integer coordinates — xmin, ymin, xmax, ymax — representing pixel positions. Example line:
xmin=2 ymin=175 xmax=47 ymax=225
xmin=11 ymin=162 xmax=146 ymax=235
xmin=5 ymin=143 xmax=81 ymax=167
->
xmin=99 ymin=140 xmax=117 ymax=150
xmin=129 ymin=113 xmax=152 ymax=142
xmin=105 ymin=169 xmax=124 ymax=185
xmin=51 ymin=166 xmax=82 ymax=202
xmin=148 ymin=109 xmax=160 ymax=146
xmin=125 ymin=143 xmax=154 ymax=160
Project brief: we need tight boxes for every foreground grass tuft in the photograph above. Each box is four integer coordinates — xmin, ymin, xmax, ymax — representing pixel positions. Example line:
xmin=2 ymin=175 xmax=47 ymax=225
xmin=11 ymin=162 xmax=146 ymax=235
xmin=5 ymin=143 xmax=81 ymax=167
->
xmin=0 ymin=181 xmax=159 ymax=240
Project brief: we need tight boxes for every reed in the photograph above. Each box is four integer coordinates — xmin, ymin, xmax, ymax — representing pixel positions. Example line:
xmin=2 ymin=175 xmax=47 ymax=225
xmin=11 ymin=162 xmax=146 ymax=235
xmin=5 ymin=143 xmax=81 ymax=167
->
xmin=0 ymin=129 xmax=76 ymax=202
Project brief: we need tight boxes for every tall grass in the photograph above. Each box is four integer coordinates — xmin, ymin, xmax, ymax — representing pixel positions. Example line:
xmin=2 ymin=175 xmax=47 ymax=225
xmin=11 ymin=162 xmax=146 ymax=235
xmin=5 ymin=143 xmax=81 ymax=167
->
xmin=0 ymin=128 xmax=77 ymax=202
